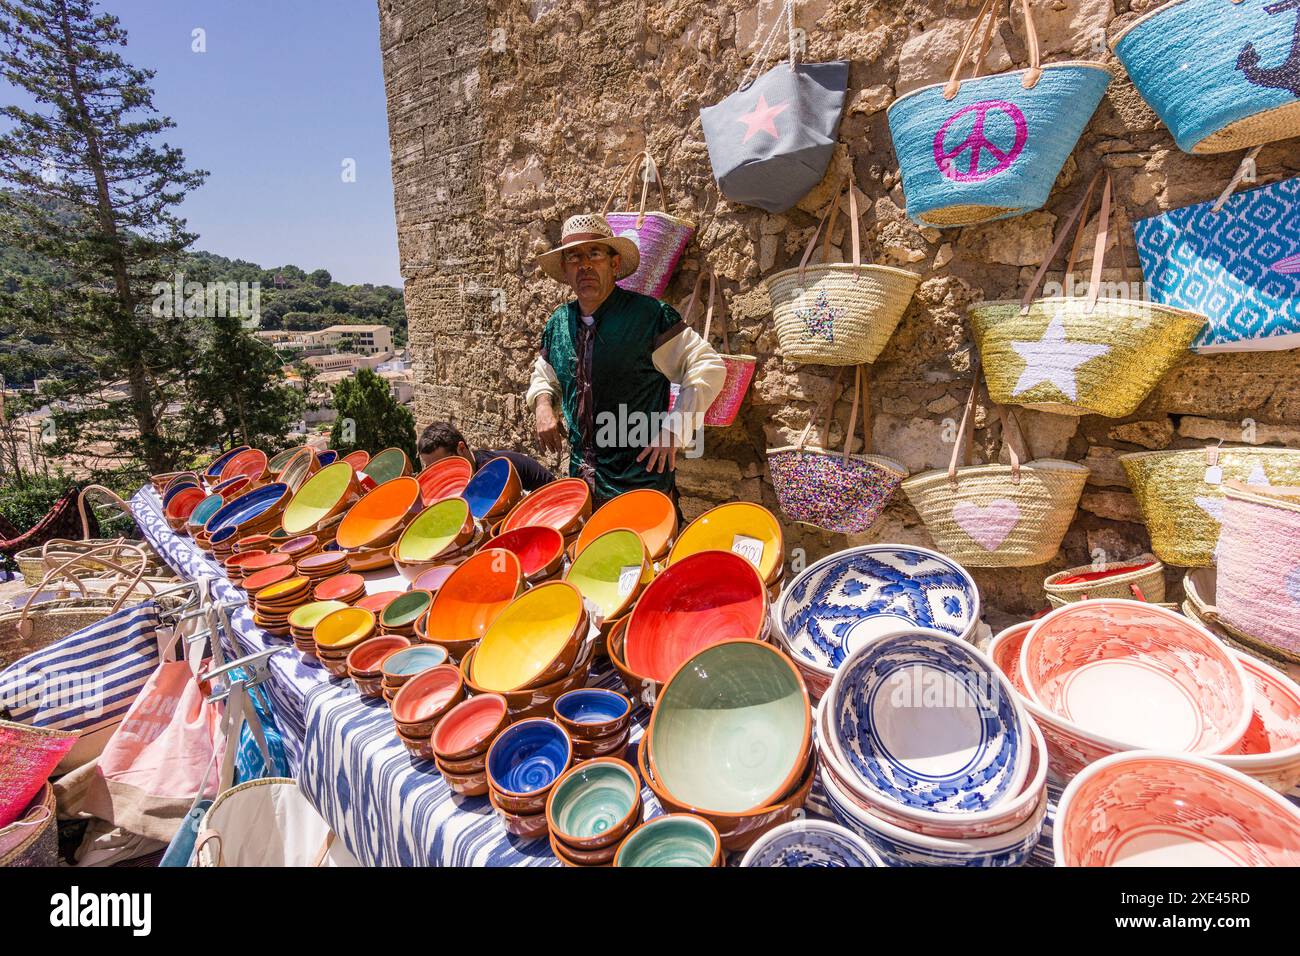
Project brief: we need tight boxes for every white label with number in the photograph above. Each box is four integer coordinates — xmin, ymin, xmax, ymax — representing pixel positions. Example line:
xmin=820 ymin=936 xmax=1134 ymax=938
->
xmin=618 ymin=566 xmax=641 ymax=597
xmin=1205 ymin=465 xmax=1223 ymax=485
xmin=731 ymin=534 xmax=764 ymax=567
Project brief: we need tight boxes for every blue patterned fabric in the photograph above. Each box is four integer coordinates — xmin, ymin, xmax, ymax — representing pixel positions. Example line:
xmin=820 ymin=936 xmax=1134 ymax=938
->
xmin=886 ymin=65 xmax=1109 ymax=226
xmin=1113 ymin=0 xmax=1300 ymax=154
xmin=234 ymin=682 xmax=291 ymax=783
xmin=1134 ymin=176 xmax=1300 ymax=352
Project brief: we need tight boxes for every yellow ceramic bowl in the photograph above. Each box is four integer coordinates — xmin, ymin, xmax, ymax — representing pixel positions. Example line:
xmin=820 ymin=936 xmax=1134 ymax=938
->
xmin=667 ymin=502 xmax=784 ymax=584
xmin=313 ymin=606 xmax=377 ymax=650
xmin=564 ymin=528 xmax=651 ymax=622
xmin=282 ymin=462 xmax=358 ymax=536
xmin=472 ymin=581 xmax=585 ymax=693
xmin=288 ymin=600 xmax=349 ymax=630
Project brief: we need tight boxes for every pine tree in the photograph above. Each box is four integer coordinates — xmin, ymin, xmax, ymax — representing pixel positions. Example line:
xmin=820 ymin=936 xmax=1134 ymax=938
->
xmin=0 ymin=0 xmax=207 ymax=481
xmin=328 ymin=368 xmax=416 ymax=460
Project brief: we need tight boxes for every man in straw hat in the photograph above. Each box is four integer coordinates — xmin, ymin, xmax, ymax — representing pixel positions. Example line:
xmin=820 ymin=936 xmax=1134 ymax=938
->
xmin=526 ymin=212 xmax=725 ymax=509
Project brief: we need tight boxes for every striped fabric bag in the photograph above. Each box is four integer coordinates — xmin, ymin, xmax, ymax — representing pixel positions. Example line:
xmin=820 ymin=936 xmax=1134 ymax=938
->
xmin=0 ymin=600 xmax=162 ymax=773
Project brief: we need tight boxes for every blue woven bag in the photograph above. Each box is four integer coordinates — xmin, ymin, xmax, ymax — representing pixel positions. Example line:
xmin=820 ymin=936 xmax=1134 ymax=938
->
xmin=1134 ymin=168 xmax=1300 ymax=352
xmin=886 ymin=0 xmax=1110 ymax=227
xmin=1112 ymin=0 xmax=1300 ymax=154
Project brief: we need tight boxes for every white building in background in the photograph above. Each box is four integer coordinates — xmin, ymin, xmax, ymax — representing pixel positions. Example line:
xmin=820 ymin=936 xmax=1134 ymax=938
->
xmin=305 ymin=324 xmax=393 ymax=355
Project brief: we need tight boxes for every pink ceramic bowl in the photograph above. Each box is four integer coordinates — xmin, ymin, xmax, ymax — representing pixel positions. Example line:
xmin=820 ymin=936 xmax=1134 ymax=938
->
xmin=1020 ymin=600 xmax=1252 ymax=756
xmin=432 ymin=693 xmax=510 ymax=762
xmin=390 ymin=663 xmax=465 ymax=737
xmin=624 ymin=550 xmax=768 ymax=685
xmin=1055 ymin=751 xmax=1300 ymax=866
xmin=1211 ymin=653 xmax=1300 ymax=793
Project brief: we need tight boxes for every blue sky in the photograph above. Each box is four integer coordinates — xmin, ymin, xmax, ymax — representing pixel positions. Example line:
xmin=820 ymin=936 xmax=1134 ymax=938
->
xmin=100 ymin=0 xmax=402 ymax=286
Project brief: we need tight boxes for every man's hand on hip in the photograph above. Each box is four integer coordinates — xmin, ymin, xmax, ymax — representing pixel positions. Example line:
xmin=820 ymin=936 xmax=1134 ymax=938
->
xmin=535 ymin=394 xmax=565 ymax=453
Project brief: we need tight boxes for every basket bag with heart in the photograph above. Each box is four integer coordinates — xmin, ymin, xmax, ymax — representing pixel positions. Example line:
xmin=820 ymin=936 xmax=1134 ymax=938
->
xmin=602 ymin=151 xmax=696 ymax=300
xmin=886 ymin=0 xmax=1110 ymax=227
xmin=902 ymin=364 xmax=1089 ymax=567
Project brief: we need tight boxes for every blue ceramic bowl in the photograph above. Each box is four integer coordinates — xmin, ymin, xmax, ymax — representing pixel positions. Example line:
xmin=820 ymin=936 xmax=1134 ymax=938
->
xmin=381 ymin=645 xmax=448 ymax=677
xmin=205 ymin=445 xmax=250 ymax=479
xmin=487 ymin=717 xmax=572 ymax=797
xmin=317 ymin=450 xmax=339 ymax=467
xmin=739 ymin=819 xmax=884 ymax=867
xmin=777 ymin=545 xmax=980 ymax=687
xmin=461 ymin=456 xmax=514 ymax=522
xmin=162 ymin=481 xmax=200 ymax=509
xmin=553 ymin=688 xmax=631 ymax=735
xmin=824 ymin=629 xmax=1028 ymax=816
xmin=209 ymin=526 xmax=239 ymax=548
xmin=205 ymin=483 xmax=289 ymax=535
xmin=186 ymin=493 xmax=225 ymax=529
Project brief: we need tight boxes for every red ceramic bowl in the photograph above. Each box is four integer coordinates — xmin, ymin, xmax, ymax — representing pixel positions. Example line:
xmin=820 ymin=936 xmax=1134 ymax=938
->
xmin=241 ymin=564 xmax=296 ymax=593
xmin=487 ymin=525 xmax=566 ymax=581
xmin=346 ymin=635 xmax=412 ymax=677
xmin=416 ymin=456 xmax=474 ymax=506
xmin=165 ymin=486 xmax=207 ymax=522
xmin=624 ymin=550 xmax=768 ymax=684
xmin=239 ymin=551 xmax=292 ymax=573
xmin=335 ymin=476 xmax=421 ymax=550
xmin=314 ymin=573 xmax=367 ymax=602
xmin=342 ymin=450 xmax=371 ymax=471
xmin=355 ymin=590 xmax=405 ymax=615
xmin=500 ymin=478 xmax=592 ymax=536
xmin=432 ymin=693 xmax=510 ymax=761
xmin=220 ymin=448 xmax=269 ymax=485
xmin=391 ymin=663 xmax=465 ymax=736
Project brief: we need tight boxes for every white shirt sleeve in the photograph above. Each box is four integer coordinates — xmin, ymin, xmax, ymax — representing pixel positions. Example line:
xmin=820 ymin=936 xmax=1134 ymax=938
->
xmin=652 ymin=325 xmax=727 ymax=449
xmin=525 ymin=354 xmax=560 ymax=412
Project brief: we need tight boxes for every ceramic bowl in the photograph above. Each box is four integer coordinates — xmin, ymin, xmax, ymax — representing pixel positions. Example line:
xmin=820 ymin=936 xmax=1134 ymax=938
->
xmin=436 ymin=748 xmax=487 ymax=775
xmin=219 ymin=447 xmax=269 ymax=484
xmin=342 ymin=450 xmax=371 ymax=471
xmin=1210 ymin=652 xmax=1300 ymax=793
xmin=487 ymin=525 xmax=565 ymax=581
xmin=335 ymin=476 xmax=420 ymax=550
xmin=410 ymin=564 xmax=458 ymax=596
xmin=312 ymin=572 xmax=366 ymax=603
xmin=281 ymin=462 xmax=359 ymax=535
xmin=165 ymin=486 xmax=206 ymax=522
xmin=380 ymin=589 xmax=433 ymax=634
xmin=574 ymin=489 xmax=677 ymax=560
xmin=347 ymin=635 xmax=412 ymax=678
xmin=739 ymin=819 xmax=885 ymax=867
xmin=380 ymin=644 xmax=450 ymax=688
xmin=266 ymin=445 xmax=307 ymax=475
xmin=1020 ymin=599 xmax=1253 ymax=755
xmin=606 ymin=615 xmax=661 ymax=707
xmin=823 ymin=629 xmax=1030 ymax=820
xmin=544 ymin=757 xmax=642 ymax=850
xmin=625 ymin=550 xmax=768 ymax=686
xmin=317 ymin=450 xmax=339 ymax=467
xmin=563 ymin=528 xmax=652 ymax=623
xmin=296 ymin=550 xmax=348 ymax=577
xmin=275 ymin=533 xmax=320 ymax=559
xmin=393 ymin=497 xmax=476 ymax=571
xmin=205 ymin=483 xmax=290 ymax=536
xmin=986 ymin=621 xmax=1033 ymax=694
xmin=186 ymin=493 xmax=226 ymax=533
xmin=239 ymin=551 xmax=293 ymax=575
xmin=461 ymin=638 xmax=596 ymax=720
xmin=363 ymin=447 xmax=411 ymax=486
xmin=472 ymin=581 xmax=585 ymax=693
xmin=487 ymin=789 xmax=550 ymax=840
xmin=462 ymin=456 xmax=522 ymax=522
xmin=500 ymin=477 xmax=592 ymax=536
xmin=552 ymin=688 xmax=631 ymax=741
xmin=432 ymin=693 xmax=510 ymax=762
xmin=549 ymin=829 xmax=620 ymax=866
xmin=1055 ymin=751 xmax=1300 ymax=866
xmin=391 ymin=663 xmax=464 ymax=737
xmin=289 ymin=600 xmax=348 ymax=631
xmin=667 ymin=501 xmax=784 ymax=585
xmin=206 ymin=445 xmax=251 ymax=479
xmin=416 ymin=456 xmax=473 ymax=506
xmin=819 ymin=760 xmax=1047 ymax=867
xmin=486 ymin=717 xmax=573 ymax=813
xmin=572 ymin=728 xmax=630 ymax=762
xmin=648 ymin=639 xmax=810 ymax=815
xmin=777 ymin=545 xmax=981 ymax=702
xmin=278 ymin=447 xmax=318 ymax=494
xmin=211 ymin=475 xmax=251 ymax=500
xmin=437 ymin=757 xmax=489 ymax=796
xmin=614 ymin=814 xmax=722 ymax=867
xmin=354 ymin=590 xmax=404 ymax=616
xmin=240 ymin=564 xmax=296 ymax=594
xmin=420 ymin=548 xmax=524 ymax=656
xmin=314 ymin=606 xmax=377 ymax=654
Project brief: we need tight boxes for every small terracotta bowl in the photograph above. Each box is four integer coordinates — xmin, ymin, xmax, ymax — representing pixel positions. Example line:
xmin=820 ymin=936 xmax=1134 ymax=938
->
xmin=437 ymin=758 xmax=489 ymax=796
xmin=573 ymin=727 xmax=631 ymax=762
xmin=432 ymin=693 xmax=510 ymax=762
xmin=488 ymin=788 xmax=550 ymax=841
xmin=549 ymin=830 xmax=619 ymax=866
xmin=390 ymin=663 xmax=464 ymax=738
xmin=545 ymin=757 xmax=642 ymax=851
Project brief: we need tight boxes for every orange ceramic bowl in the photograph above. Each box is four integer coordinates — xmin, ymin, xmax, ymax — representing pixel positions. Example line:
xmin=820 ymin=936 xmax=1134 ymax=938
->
xmin=574 ymin=489 xmax=677 ymax=560
xmin=471 ymin=581 xmax=586 ymax=693
xmin=335 ymin=476 xmax=421 ymax=550
xmin=500 ymin=478 xmax=592 ymax=536
xmin=342 ymin=450 xmax=371 ymax=471
xmin=421 ymin=548 xmax=524 ymax=650
xmin=416 ymin=456 xmax=473 ymax=506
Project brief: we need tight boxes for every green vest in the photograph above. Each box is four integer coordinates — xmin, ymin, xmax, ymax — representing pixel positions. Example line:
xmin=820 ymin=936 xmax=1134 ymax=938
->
xmin=539 ymin=286 xmax=684 ymax=502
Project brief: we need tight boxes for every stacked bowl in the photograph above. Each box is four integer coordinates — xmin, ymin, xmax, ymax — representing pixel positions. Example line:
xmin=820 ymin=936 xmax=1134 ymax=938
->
xmin=250 ymin=574 xmax=312 ymax=636
xmin=641 ymin=639 xmax=813 ymax=853
xmin=337 ymin=476 xmax=422 ymax=571
xmin=546 ymin=757 xmax=644 ymax=866
xmin=563 ymin=528 xmax=652 ymax=651
xmin=816 ymin=629 xmax=1046 ymax=866
xmin=499 ymin=477 xmax=591 ymax=544
xmin=739 ymin=819 xmax=885 ymax=867
xmin=391 ymin=663 xmax=464 ymax=760
xmin=432 ymin=693 xmax=510 ymax=795
xmin=614 ymin=814 xmax=723 ymax=867
xmin=296 ymin=550 xmax=349 ymax=587
xmin=313 ymin=572 xmax=367 ymax=606
xmin=553 ymin=688 xmax=632 ymax=762
xmin=313 ymin=607 xmax=378 ymax=677
xmin=417 ymin=548 xmax=523 ymax=663
xmin=573 ymin=489 xmax=678 ymax=562
xmin=346 ymin=634 xmax=412 ymax=698
xmin=289 ymin=600 xmax=348 ymax=656
xmin=667 ymin=502 xmax=785 ymax=598
xmin=280 ymin=462 xmax=360 ymax=537
xmin=379 ymin=589 xmax=433 ymax=639
xmin=461 ymin=456 xmax=522 ymax=523
xmin=380 ymin=645 xmax=450 ymax=705
xmin=486 ymin=718 xmax=573 ymax=840
xmin=392 ymin=497 xmax=478 ymax=582
xmin=486 ymin=526 xmax=565 ymax=583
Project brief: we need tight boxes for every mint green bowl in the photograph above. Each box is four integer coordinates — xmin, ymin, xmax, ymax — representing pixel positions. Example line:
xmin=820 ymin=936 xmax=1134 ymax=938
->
xmin=614 ymin=814 xmax=720 ymax=867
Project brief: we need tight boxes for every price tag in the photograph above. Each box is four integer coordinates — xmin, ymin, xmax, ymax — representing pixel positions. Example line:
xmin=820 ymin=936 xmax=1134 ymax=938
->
xmin=618 ymin=565 xmax=641 ymax=597
xmin=1204 ymin=465 xmax=1223 ymax=485
xmin=731 ymin=534 xmax=764 ymax=567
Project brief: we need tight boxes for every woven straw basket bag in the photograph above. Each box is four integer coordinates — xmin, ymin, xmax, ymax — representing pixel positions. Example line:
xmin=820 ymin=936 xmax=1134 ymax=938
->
xmin=1121 ymin=445 xmax=1300 ymax=568
xmin=768 ymin=170 xmax=920 ymax=365
xmin=902 ymin=367 xmax=1088 ymax=567
xmin=602 ymin=152 xmax=696 ymax=300
xmin=1043 ymin=552 xmax=1167 ymax=608
xmin=1183 ymin=567 xmax=1300 ymax=668
xmin=767 ymin=365 xmax=909 ymax=534
xmin=0 ymin=783 xmax=57 ymax=867
xmin=885 ymin=0 xmax=1109 ymax=227
xmin=1111 ymin=0 xmax=1300 ymax=154
xmin=971 ymin=170 xmax=1206 ymax=417
xmin=673 ymin=270 xmax=756 ymax=428
xmin=1216 ymin=483 xmax=1300 ymax=657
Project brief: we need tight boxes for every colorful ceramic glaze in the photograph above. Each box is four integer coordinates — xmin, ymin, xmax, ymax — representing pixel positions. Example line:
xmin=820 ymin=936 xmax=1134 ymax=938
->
xmin=667 ymin=501 xmax=784 ymax=583
xmin=575 ymin=489 xmax=678 ymax=559
xmin=614 ymin=814 xmax=721 ymax=867
xmin=739 ymin=819 xmax=884 ymax=867
xmin=472 ymin=581 xmax=584 ymax=693
xmin=563 ymin=528 xmax=651 ymax=622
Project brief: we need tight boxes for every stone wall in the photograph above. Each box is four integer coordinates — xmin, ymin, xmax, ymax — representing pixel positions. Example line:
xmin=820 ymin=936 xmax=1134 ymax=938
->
xmin=377 ymin=0 xmax=1300 ymax=620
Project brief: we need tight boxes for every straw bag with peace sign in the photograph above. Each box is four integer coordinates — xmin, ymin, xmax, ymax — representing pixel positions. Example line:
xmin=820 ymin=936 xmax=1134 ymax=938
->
xmin=971 ymin=169 xmax=1206 ymax=417
xmin=668 ymin=270 xmax=757 ymax=428
xmin=766 ymin=366 xmax=908 ymax=534
xmin=601 ymin=151 xmax=696 ymax=300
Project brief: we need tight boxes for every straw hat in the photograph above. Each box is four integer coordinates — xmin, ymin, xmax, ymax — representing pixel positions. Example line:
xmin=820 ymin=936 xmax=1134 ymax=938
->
xmin=537 ymin=213 xmax=640 ymax=284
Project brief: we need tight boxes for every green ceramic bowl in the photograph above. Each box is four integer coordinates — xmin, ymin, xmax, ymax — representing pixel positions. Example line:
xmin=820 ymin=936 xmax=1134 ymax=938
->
xmin=614 ymin=814 xmax=721 ymax=867
xmin=648 ymin=640 xmax=810 ymax=814
xmin=365 ymin=447 xmax=410 ymax=485
xmin=546 ymin=757 xmax=640 ymax=849
xmin=282 ymin=462 xmax=356 ymax=535
xmin=395 ymin=497 xmax=473 ymax=562
xmin=380 ymin=589 xmax=433 ymax=630
xmin=563 ymin=528 xmax=651 ymax=621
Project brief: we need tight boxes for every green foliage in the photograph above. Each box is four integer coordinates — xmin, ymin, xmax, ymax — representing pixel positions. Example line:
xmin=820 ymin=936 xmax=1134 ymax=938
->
xmin=0 ymin=470 xmax=68 ymax=532
xmin=328 ymin=368 xmax=416 ymax=461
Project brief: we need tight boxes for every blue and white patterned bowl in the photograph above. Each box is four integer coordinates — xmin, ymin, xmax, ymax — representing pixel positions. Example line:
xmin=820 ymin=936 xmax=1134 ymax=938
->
xmin=777 ymin=545 xmax=980 ymax=700
xmin=819 ymin=762 xmax=1046 ymax=867
xmin=739 ymin=819 xmax=885 ymax=867
xmin=824 ymin=629 xmax=1029 ymax=818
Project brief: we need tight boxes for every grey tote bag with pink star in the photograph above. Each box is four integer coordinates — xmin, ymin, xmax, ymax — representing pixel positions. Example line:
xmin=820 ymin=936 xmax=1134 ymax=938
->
xmin=701 ymin=3 xmax=847 ymax=213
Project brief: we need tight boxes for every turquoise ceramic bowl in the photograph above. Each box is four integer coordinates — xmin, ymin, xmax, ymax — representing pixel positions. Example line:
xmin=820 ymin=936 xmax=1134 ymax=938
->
xmin=648 ymin=640 xmax=810 ymax=814
xmin=545 ymin=757 xmax=641 ymax=849
xmin=614 ymin=814 xmax=721 ymax=867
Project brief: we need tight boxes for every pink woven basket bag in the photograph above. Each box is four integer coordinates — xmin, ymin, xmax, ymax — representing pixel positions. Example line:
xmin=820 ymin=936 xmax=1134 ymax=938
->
xmin=0 ymin=720 xmax=76 ymax=829
xmin=766 ymin=366 xmax=908 ymax=534
xmin=669 ymin=270 xmax=756 ymax=428
xmin=603 ymin=152 xmax=696 ymax=300
xmin=1217 ymin=483 xmax=1300 ymax=658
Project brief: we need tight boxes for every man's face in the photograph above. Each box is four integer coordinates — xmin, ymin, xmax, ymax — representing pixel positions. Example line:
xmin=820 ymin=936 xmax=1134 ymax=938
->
xmin=562 ymin=243 xmax=619 ymax=303
xmin=419 ymin=441 xmax=472 ymax=470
